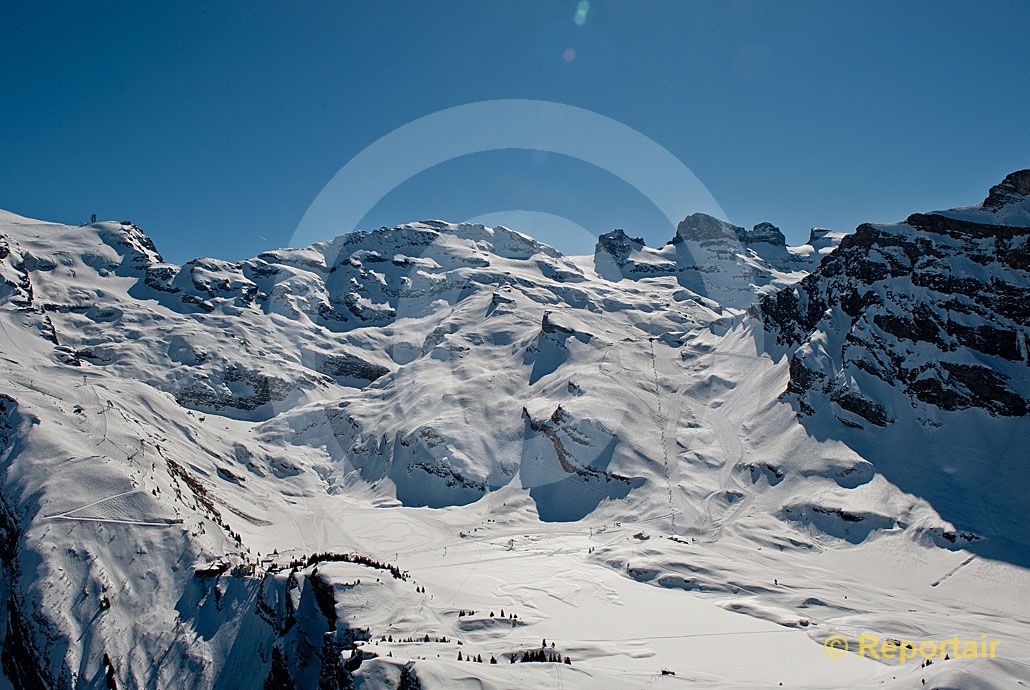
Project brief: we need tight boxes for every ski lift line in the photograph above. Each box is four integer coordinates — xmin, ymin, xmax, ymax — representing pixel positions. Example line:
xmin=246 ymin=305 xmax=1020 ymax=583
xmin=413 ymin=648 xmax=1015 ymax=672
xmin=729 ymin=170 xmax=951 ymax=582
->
xmin=435 ymin=544 xmax=486 ymax=609
xmin=47 ymin=515 xmax=179 ymax=527
xmin=649 ymin=338 xmax=677 ymax=535
xmin=587 ymin=335 xmax=658 ymax=414
xmin=593 ymin=324 xmax=691 ymax=535
xmin=9 ymin=375 xmax=68 ymax=405
xmin=679 ymin=346 xmax=774 ymax=361
xmin=0 ymin=317 xmax=33 ymax=360
xmin=42 ymin=489 xmax=143 ymax=520
xmin=901 ymin=547 xmax=1025 ymax=601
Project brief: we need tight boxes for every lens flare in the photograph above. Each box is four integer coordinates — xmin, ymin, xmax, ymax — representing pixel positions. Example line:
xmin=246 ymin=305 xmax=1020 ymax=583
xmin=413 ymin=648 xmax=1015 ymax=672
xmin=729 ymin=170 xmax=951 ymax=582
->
xmin=574 ymin=0 xmax=590 ymax=25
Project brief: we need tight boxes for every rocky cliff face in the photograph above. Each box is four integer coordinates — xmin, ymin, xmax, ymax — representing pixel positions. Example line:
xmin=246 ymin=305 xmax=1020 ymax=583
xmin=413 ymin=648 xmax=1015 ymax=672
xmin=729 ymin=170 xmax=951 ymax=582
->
xmin=758 ymin=170 xmax=1030 ymax=426
xmin=594 ymin=214 xmax=843 ymax=309
xmin=983 ymin=168 xmax=1030 ymax=212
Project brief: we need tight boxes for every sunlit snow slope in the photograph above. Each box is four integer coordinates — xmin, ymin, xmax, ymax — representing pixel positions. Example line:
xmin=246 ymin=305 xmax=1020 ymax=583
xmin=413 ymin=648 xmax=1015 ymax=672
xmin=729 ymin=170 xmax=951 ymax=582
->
xmin=0 ymin=171 xmax=1027 ymax=689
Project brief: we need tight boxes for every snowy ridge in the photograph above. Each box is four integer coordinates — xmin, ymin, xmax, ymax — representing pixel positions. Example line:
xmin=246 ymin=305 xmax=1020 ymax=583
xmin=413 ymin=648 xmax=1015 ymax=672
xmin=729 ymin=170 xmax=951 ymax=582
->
xmin=759 ymin=169 xmax=1029 ymax=424
xmin=594 ymin=215 xmax=843 ymax=309
xmin=0 ymin=174 xmax=1028 ymax=689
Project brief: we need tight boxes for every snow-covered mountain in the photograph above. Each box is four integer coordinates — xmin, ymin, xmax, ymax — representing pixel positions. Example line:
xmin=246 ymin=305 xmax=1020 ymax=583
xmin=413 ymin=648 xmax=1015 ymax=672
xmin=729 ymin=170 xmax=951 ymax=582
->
xmin=0 ymin=172 xmax=1027 ymax=689
xmin=759 ymin=169 xmax=1029 ymax=423
xmin=594 ymin=215 xmax=844 ymax=309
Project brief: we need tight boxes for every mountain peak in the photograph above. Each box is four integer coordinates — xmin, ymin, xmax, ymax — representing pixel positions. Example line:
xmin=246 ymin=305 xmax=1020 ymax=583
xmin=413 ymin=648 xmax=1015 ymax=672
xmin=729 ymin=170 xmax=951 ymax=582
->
xmin=672 ymin=213 xmax=741 ymax=243
xmin=983 ymin=168 xmax=1030 ymax=211
xmin=917 ymin=168 xmax=1030 ymax=229
xmin=742 ymin=222 xmax=787 ymax=246
xmin=672 ymin=214 xmax=786 ymax=247
xmin=595 ymin=228 xmax=645 ymax=256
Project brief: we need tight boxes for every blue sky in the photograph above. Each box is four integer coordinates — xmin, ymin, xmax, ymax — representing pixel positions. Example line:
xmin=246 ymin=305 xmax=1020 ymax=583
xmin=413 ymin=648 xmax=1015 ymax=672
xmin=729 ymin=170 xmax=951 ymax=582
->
xmin=2 ymin=1 xmax=1028 ymax=262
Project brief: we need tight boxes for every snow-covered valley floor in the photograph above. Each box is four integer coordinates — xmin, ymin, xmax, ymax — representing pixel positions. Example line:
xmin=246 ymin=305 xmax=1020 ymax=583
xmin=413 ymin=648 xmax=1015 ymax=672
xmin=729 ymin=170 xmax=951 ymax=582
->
xmin=233 ymin=491 xmax=1030 ymax=689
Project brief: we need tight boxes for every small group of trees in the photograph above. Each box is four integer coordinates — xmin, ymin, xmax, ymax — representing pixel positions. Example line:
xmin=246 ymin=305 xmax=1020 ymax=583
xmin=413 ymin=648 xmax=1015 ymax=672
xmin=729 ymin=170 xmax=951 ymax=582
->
xmin=458 ymin=608 xmax=518 ymax=620
xmin=381 ymin=634 xmax=449 ymax=644
xmin=488 ymin=608 xmax=515 ymax=618
xmin=280 ymin=551 xmax=408 ymax=580
xmin=511 ymin=640 xmax=571 ymax=664
xmin=515 ymin=649 xmax=571 ymax=664
xmin=456 ymin=652 xmax=496 ymax=663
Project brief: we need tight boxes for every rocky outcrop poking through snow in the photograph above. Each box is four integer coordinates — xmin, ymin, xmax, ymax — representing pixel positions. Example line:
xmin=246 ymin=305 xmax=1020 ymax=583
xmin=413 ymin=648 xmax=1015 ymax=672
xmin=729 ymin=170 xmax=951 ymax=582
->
xmin=759 ymin=170 xmax=1030 ymax=423
xmin=594 ymin=214 xmax=843 ymax=308
xmin=983 ymin=168 xmax=1030 ymax=211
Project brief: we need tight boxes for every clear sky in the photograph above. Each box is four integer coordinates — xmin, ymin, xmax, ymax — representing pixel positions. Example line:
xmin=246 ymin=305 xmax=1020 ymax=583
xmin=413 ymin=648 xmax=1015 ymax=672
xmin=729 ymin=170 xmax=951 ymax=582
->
xmin=2 ymin=1 xmax=1028 ymax=262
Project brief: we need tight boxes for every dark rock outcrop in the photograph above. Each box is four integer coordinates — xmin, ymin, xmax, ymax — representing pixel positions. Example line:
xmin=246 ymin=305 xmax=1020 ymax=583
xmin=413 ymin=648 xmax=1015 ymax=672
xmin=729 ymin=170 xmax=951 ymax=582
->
xmin=758 ymin=170 xmax=1030 ymax=420
xmin=318 ymin=352 xmax=389 ymax=382
xmin=983 ymin=169 xmax=1030 ymax=211
xmin=745 ymin=222 xmax=787 ymax=246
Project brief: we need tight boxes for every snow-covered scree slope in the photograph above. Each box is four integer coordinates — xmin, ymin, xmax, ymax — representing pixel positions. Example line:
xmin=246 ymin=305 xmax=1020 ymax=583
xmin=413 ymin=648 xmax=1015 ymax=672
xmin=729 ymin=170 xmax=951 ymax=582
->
xmin=0 ymin=172 xmax=1027 ymax=689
